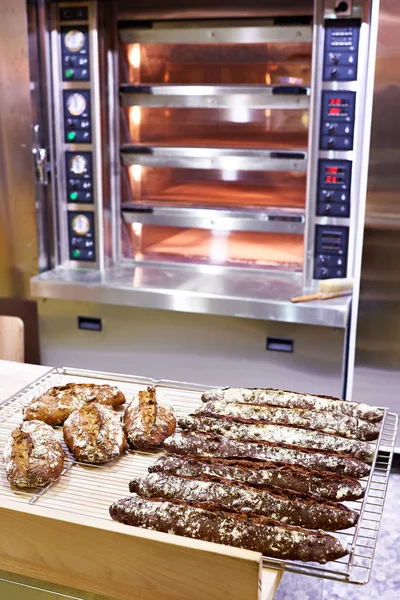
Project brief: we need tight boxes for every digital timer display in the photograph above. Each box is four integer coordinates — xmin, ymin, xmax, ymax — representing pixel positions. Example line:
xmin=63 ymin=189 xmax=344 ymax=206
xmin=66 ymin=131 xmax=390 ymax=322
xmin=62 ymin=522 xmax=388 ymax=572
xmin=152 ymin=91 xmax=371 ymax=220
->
xmin=323 ymin=165 xmax=345 ymax=185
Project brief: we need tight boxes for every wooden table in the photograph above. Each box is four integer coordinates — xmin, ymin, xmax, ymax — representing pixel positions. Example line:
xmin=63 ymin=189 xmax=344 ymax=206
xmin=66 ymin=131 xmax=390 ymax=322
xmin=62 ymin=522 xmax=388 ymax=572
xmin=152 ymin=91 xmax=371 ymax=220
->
xmin=0 ymin=361 xmax=282 ymax=600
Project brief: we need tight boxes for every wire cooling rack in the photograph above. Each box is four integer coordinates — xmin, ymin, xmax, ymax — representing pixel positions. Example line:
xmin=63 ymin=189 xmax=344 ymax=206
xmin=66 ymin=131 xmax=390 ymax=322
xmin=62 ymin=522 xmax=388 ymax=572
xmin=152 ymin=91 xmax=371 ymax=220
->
xmin=0 ymin=367 xmax=397 ymax=585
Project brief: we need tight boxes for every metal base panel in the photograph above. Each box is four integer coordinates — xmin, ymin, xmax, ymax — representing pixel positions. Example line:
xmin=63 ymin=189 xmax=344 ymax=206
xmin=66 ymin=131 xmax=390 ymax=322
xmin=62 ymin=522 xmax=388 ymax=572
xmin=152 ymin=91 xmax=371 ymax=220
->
xmin=37 ymin=298 xmax=347 ymax=397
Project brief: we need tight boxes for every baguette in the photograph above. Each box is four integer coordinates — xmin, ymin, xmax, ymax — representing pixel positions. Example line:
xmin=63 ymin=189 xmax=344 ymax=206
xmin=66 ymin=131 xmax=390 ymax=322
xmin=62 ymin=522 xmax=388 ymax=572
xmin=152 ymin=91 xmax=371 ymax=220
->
xmin=196 ymin=400 xmax=379 ymax=441
xmin=179 ymin=416 xmax=375 ymax=463
xmin=129 ymin=472 xmax=359 ymax=531
xmin=202 ymin=388 xmax=382 ymax=423
xmin=163 ymin=432 xmax=371 ymax=479
xmin=150 ymin=454 xmax=365 ymax=502
xmin=110 ymin=495 xmax=349 ymax=563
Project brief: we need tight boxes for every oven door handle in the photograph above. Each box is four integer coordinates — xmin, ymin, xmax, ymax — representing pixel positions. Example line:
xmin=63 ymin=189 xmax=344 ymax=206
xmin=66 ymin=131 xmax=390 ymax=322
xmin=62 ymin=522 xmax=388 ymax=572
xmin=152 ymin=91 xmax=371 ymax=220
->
xmin=32 ymin=124 xmax=48 ymax=185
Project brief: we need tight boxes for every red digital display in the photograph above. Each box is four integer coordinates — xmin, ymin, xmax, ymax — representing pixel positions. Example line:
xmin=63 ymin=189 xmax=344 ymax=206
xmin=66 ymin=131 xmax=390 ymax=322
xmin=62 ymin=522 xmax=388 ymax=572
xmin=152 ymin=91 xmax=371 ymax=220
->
xmin=329 ymin=98 xmax=342 ymax=105
xmin=329 ymin=107 xmax=341 ymax=115
xmin=327 ymin=167 xmax=339 ymax=174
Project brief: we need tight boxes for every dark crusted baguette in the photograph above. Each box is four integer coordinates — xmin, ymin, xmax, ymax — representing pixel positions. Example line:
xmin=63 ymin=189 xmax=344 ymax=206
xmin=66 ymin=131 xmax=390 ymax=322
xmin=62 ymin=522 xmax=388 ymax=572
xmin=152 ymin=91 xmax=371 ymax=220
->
xmin=196 ymin=400 xmax=379 ymax=442
xmin=149 ymin=454 xmax=365 ymax=502
xmin=129 ymin=472 xmax=359 ymax=531
xmin=179 ymin=416 xmax=375 ymax=463
xmin=163 ymin=432 xmax=371 ymax=479
xmin=110 ymin=495 xmax=349 ymax=563
xmin=202 ymin=388 xmax=383 ymax=424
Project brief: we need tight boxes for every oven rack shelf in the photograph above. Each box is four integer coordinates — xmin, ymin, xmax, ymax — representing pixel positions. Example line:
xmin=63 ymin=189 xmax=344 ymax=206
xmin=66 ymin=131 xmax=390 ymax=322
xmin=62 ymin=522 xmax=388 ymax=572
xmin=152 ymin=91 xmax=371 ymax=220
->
xmin=121 ymin=205 xmax=305 ymax=234
xmin=0 ymin=366 xmax=398 ymax=590
xmin=120 ymin=84 xmax=311 ymax=110
xmin=121 ymin=145 xmax=307 ymax=172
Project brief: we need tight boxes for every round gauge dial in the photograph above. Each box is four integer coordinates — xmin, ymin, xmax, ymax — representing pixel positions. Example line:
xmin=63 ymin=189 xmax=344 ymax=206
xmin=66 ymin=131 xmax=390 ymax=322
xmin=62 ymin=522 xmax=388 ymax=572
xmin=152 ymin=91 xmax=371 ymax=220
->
xmin=66 ymin=93 xmax=87 ymax=116
xmin=64 ymin=30 xmax=85 ymax=53
xmin=71 ymin=214 xmax=91 ymax=236
xmin=70 ymin=155 xmax=88 ymax=175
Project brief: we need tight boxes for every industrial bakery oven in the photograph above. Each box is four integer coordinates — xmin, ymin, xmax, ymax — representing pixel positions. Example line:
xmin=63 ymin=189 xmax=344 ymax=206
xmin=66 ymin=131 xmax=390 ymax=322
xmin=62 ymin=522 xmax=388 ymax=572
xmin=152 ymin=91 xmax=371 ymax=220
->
xmin=29 ymin=0 xmax=378 ymax=391
xmin=35 ymin=0 xmax=369 ymax=280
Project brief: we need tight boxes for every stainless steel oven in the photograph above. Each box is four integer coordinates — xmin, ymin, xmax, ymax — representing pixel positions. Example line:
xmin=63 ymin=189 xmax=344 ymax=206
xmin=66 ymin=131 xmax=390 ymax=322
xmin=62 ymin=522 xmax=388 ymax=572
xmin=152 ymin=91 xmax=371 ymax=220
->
xmin=29 ymin=0 xmax=379 ymax=394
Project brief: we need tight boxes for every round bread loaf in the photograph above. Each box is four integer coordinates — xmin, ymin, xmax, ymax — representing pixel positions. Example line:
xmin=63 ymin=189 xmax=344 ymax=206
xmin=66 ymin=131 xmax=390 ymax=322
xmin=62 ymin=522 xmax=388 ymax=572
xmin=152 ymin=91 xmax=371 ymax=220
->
xmin=24 ymin=383 xmax=126 ymax=426
xmin=124 ymin=387 xmax=176 ymax=449
xmin=3 ymin=420 xmax=64 ymax=488
xmin=63 ymin=403 xmax=127 ymax=464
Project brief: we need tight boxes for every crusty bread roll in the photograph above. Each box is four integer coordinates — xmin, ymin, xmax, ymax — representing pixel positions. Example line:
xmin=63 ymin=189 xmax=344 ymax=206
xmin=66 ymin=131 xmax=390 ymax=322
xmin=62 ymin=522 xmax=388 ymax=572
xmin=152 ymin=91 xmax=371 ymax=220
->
xmin=3 ymin=420 xmax=64 ymax=488
xmin=24 ymin=383 xmax=126 ymax=426
xmin=124 ymin=387 xmax=176 ymax=449
xmin=63 ymin=403 xmax=127 ymax=464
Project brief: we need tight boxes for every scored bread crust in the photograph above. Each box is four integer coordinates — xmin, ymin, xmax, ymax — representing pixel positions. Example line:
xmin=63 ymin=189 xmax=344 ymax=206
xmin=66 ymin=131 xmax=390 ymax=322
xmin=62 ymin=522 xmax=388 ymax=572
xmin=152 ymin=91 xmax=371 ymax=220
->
xmin=129 ymin=472 xmax=359 ymax=531
xmin=110 ymin=495 xmax=349 ymax=564
xmin=179 ymin=415 xmax=375 ymax=463
xmin=163 ymin=431 xmax=371 ymax=479
xmin=3 ymin=420 xmax=64 ymax=488
xmin=124 ymin=387 xmax=176 ymax=449
xmin=24 ymin=383 xmax=126 ymax=426
xmin=196 ymin=400 xmax=379 ymax=441
xmin=201 ymin=387 xmax=383 ymax=423
xmin=149 ymin=454 xmax=365 ymax=502
xmin=63 ymin=403 xmax=127 ymax=464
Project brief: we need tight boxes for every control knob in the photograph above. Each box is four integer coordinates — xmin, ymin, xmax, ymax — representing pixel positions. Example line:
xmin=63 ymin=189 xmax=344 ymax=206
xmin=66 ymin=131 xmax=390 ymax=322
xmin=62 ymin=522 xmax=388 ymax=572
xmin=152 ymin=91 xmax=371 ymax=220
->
xmin=320 ymin=267 xmax=329 ymax=277
xmin=324 ymin=204 xmax=332 ymax=214
xmin=327 ymin=124 xmax=335 ymax=134
xmin=331 ymin=68 xmax=338 ymax=78
xmin=329 ymin=53 xmax=339 ymax=65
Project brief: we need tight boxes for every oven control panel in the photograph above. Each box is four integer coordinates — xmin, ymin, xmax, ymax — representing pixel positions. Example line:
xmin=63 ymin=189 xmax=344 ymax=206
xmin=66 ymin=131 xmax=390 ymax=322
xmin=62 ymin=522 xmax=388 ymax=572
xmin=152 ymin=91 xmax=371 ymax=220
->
xmin=66 ymin=152 xmax=93 ymax=203
xmin=57 ymin=4 xmax=99 ymax=265
xmin=61 ymin=26 xmax=90 ymax=82
xmin=317 ymin=159 xmax=352 ymax=217
xmin=314 ymin=225 xmax=349 ymax=279
xmin=68 ymin=211 xmax=96 ymax=262
xmin=313 ymin=17 xmax=361 ymax=280
xmin=323 ymin=20 xmax=360 ymax=81
xmin=63 ymin=90 xmax=91 ymax=143
xmin=320 ymin=91 xmax=356 ymax=150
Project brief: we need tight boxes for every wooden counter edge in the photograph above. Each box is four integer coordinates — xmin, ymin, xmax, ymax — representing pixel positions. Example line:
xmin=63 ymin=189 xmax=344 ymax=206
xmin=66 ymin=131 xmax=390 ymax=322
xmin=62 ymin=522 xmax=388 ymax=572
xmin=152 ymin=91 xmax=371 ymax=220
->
xmin=0 ymin=499 xmax=281 ymax=600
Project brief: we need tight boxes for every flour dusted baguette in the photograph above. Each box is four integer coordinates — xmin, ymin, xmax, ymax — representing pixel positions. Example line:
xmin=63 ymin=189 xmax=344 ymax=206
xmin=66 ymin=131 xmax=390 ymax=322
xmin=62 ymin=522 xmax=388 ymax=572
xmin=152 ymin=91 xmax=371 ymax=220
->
xmin=202 ymin=388 xmax=382 ymax=424
xmin=150 ymin=454 xmax=365 ymax=502
xmin=179 ymin=416 xmax=375 ymax=463
xmin=196 ymin=400 xmax=379 ymax=441
xmin=110 ymin=495 xmax=349 ymax=563
xmin=164 ymin=432 xmax=371 ymax=478
xmin=129 ymin=473 xmax=358 ymax=531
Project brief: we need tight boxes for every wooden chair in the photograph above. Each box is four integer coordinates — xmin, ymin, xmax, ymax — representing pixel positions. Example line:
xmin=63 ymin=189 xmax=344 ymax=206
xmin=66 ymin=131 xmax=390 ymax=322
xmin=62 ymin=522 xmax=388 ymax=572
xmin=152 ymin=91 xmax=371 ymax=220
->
xmin=0 ymin=316 xmax=24 ymax=362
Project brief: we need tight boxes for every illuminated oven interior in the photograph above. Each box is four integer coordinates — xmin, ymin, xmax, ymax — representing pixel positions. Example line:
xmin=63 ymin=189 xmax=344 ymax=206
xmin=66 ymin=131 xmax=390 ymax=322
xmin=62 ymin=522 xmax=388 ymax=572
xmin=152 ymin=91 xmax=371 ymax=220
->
xmin=123 ymin=224 xmax=304 ymax=271
xmin=121 ymin=106 xmax=309 ymax=149
xmin=119 ymin=29 xmax=311 ymax=272
xmin=121 ymin=42 xmax=312 ymax=86
xmin=121 ymin=167 xmax=307 ymax=212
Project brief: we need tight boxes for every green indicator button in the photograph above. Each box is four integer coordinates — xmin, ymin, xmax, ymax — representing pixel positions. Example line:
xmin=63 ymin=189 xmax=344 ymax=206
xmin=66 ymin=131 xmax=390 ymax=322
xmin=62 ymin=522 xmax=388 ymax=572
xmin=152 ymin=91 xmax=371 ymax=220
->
xmin=69 ymin=191 xmax=78 ymax=201
xmin=67 ymin=131 xmax=76 ymax=141
xmin=65 ymin=69 xmax=74 ymax=79
xmin=72 ymin=249 xmax=81 ymax=259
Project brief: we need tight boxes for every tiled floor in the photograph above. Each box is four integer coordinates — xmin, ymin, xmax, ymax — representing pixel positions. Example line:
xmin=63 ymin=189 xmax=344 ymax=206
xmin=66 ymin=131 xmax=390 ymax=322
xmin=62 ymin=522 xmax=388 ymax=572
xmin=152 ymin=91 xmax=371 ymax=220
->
xmin=275 ymin=472 xmax=400 ymax=600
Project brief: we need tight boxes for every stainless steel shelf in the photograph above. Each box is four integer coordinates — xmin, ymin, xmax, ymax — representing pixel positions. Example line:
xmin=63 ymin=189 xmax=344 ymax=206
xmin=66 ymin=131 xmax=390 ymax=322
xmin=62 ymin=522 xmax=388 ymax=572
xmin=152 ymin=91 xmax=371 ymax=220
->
xmin=31 ymin=265 xmax=351 ymax=328
xmin=121 ymin=205 xmax=305 ymax=234
xmin=121 ymin=146 xmax=307 ymax=172
xmin=120 ymin=85 xmax=311 ymax=110
xmin=119 ymin=20 xmax=312 ymax=45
